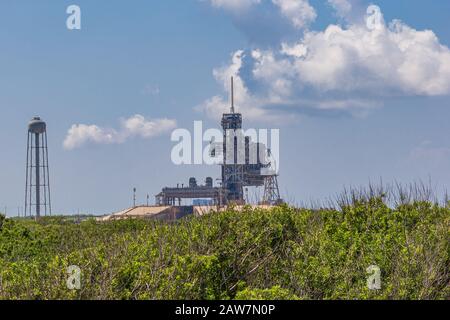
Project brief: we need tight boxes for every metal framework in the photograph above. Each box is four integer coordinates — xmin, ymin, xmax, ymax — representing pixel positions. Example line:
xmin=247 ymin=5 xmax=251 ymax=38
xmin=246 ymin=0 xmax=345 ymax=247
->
xmin=25 ymin=117 xmax=51 ymax=220
xmin=155 ymin=77 xmax=283 ymax=207
xmin=155 ymin=186 xmax=225 ymax=206
xmin=221 ymin=112 xmax=245 ymax=204
xmin=262 ymin=175 xmax=281 ymax=205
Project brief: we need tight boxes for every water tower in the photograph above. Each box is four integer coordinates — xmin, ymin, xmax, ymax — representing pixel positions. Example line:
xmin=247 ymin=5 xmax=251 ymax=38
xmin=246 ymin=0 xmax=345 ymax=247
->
xmin=25 ymin=116 xmax=51 ymax=220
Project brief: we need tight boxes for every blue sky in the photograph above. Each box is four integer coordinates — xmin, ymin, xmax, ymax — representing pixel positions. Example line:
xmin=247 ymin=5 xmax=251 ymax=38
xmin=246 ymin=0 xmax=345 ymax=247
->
xmin=1 ymin=0 xmax=450 ymax=215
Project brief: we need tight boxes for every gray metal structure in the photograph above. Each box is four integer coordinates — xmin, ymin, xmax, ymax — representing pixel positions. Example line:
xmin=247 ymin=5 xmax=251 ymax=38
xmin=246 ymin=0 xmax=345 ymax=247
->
xmin=155 ymin=177 xmax=224 ymax=206
xmin=25 ymin=116 xmax=51 ymax=220
xmin=220 ymin=77 xmax=280 ymax=204
xmin=156 ymin=77 xmax=282 ymax=206
xmin=262 ymin=174 xmax=282 ymax=205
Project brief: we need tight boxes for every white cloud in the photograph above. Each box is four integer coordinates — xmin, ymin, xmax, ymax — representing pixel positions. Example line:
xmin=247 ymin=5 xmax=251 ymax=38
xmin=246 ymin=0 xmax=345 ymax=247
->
xmin=63 ymin=115 xmax=177 ymax=150
xmin=281 ymin=19 xmax=450 ymax=95
xmin=272 ymin=0 xmax=317 ymax=29
xmin=327 ymin=0 xmax=352 ymax=19
xmin=205 ymin=0 xmax=317 ymax=29
xmin=122 ymin=115 xmax=176 ymax=138
xmin=281 ymin=42 xmax=308 ymax=58
xmin=63 ymin=124 xmax=118 ymax=150
xmin=197 ymin=5 xmax=450 ymax=122
xmin=195 ymin=51 xmax=285 ymax=122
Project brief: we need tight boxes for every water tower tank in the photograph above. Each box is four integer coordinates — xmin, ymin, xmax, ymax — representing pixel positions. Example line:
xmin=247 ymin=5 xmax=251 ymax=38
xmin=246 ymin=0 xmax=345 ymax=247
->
xmin=28 ymin=116 xmax=46 ymax=134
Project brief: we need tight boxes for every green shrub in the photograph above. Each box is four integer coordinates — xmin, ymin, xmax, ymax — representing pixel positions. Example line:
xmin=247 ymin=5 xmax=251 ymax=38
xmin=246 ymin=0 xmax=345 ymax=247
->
xmin=235 ymin=286 xmax=300 ymax=300
xmin=0 ymin=195 xmax=448 ymax=300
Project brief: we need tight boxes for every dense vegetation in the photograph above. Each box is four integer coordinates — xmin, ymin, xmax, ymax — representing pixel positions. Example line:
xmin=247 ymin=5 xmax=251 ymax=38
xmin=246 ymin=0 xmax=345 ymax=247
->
xmin=0 ymin=188 xmax=448 ymax=300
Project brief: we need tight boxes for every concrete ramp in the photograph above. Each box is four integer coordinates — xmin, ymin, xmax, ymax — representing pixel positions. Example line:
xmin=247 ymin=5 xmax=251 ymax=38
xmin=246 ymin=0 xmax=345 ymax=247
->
xmin=98 ymin=206 xmax=195 ymax=222
xmin=98 ymin=206 xmax=172 ymax=221
xmin=98 ymin=204 xmax=276 ymax=222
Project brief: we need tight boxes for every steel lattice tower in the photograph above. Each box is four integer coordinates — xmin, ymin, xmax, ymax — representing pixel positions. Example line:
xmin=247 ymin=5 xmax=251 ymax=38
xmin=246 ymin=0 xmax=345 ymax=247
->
xmin=221 ymin=77 xmax=245 ymax=204
xmin=25 ymin=117 xmax=51 ymax=220
xmin=263 ymin=175 xmax=281 ymax=205
xmin=262 ymin=149 xmax=282 ymax=205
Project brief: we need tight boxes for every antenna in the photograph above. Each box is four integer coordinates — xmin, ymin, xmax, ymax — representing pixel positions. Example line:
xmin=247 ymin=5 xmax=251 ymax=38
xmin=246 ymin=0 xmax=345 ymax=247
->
xmin=231 ymin=76 xmax=235 ymax=113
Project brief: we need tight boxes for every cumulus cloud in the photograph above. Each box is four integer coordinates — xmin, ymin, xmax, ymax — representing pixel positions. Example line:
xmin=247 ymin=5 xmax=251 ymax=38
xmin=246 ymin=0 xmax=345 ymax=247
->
xmin=203 ymin=0 xmax=317 ymax=46
xmin=272 ymin=0 xmax=317 ymax=29
xmin=197 ymin=4 xmax=450 ymax=122
xmin=327 ymin=0 xmax=352 ymax=19
xmin=207 ymin=0 xmax=317 ymax=28
xmin=195 ymin=51 xmax=286 ymax=122
xmin=196 ymin=50 xmax=379 ymax=121
xmin=279 ymin=21 xmax=450 ymax=95
xmin=63 ymin=115 xmax=177 ymax=150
